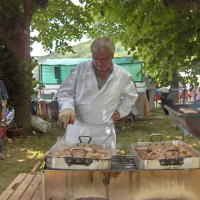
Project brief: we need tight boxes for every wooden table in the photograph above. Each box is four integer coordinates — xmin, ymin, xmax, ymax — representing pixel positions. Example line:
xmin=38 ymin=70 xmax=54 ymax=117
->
xmin=0 ymin=173 xmax=42 ymax=200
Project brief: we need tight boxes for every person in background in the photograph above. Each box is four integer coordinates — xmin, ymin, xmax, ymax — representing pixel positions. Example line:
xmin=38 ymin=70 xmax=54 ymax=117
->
xmin=0 ymin=80 xmax=9 ymax=160
xmin=58 ymin=36 xmax=138 ymax=155
xmin=149 ymin=78 xmax=156 ymax=110
xmin=195 ymin=87 xmax=200 ymax=102
xmin=145 ymin=75 xmax=150 ymax=103
xmin=181 ymin=87 xmax=187 ymax=104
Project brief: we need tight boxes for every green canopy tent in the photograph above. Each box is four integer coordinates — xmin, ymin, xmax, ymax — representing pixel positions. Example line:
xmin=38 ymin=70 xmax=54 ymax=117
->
xmin=40 ymin=57 xmax=143 ymax=85
xmin=37 ymin=57 xmax=149 ymax=119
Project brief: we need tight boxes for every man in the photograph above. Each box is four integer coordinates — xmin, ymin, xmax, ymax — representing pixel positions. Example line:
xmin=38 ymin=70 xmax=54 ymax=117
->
xmin=195 ymin=87 xmax=200 ymax=102
xmin=58 ymin=36 xmax=138 ymax=155
xmin=0 ymin=80 xmax=8 ymax=160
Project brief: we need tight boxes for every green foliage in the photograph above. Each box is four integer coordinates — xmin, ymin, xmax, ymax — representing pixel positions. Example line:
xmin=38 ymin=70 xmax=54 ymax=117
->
xmin=0 ymin=46 xmax=21 ymax=109
xmin=0 ymin=46 xmax=44 ymax=109
xmin=84 ymin=0 xmax=200 ymax=88
xmin=31 ymin=0 xmax=93 ymax=54
xmin=1 ymin=0 xmax=200 ymax=126
xmin=0 ymin=1 xmax=25 ymax=38
xmin=0 ymin=0 xmax=94 ymax=128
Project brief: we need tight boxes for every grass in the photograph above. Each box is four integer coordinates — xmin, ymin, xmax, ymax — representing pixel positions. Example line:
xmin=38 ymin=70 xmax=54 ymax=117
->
xmin=1 ymin=106 xmax=200 ymax=194
xmin=116 ymin=107 xmax=200 ymax=154
xmin=0 ymin=119 xmax=64 ymax=195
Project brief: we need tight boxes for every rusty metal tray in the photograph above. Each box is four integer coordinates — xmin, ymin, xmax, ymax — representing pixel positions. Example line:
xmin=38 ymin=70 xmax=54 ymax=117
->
xmin=46 ymin=139 xmax=112 ymax=170
xmin=131 ymin=134 xmax=200 ymax=170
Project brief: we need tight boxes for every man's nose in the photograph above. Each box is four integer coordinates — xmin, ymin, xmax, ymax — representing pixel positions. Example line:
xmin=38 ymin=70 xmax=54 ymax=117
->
xmin=96 ymin=60 xmax=101 ymax=65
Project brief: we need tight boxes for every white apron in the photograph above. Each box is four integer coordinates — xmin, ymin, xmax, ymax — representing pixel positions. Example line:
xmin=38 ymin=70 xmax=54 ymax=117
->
xmin=65 ymin=119 xmax=116 ymax=155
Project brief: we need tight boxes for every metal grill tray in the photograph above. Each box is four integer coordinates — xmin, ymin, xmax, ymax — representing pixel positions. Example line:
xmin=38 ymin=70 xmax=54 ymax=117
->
xmin=131 ymin=140 xmax=200 ymax=170
xmin=111 ymin=155 xmax=137 ymax=170
xmin=164 ymin=104 xmax=200 ymax=139
xmin=46 ymin=141 xmax=112 ymax=170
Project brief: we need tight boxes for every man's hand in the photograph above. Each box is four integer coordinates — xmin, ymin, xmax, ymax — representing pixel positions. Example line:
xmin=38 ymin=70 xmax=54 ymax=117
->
xmin=112 ymin=110 xmax=120 ymax=121
xmin=59 ymin=109 xmax=75 ymax=129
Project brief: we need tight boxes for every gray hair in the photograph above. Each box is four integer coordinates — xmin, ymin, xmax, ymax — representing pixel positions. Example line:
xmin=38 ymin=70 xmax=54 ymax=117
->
xmin=90 ymin=37 xmax=115 ymax=55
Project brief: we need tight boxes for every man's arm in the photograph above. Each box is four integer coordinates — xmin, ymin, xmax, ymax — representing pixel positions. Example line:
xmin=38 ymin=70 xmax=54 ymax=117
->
xmin=117 ymin=78 xmax=138 ymax=118
xmin=57 ymin=67 xmax=78 ymax=128
xmin=1 ymin=99 xmax=7 ymax=119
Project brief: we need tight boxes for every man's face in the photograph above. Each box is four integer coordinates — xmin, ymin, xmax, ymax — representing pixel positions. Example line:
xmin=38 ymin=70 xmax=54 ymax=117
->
xmin=92 ymin=47 xmax=113 ymax=72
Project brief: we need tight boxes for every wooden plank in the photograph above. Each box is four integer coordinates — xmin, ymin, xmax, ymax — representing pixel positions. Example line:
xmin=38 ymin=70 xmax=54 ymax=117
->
xmin=30 ymin=162 xmax=42 ymax=175
xmin=9 ymin=174 xmax=36 ymax=200
xmin=0 ymin=173 xmax=27 ymax=200
xmin=20 ymin=174 xmax=41 ymax=200
xmin=31 ymin=182 xmax=42 ymax=200
xmin=41 ymin=171 xmax=45 ymax=200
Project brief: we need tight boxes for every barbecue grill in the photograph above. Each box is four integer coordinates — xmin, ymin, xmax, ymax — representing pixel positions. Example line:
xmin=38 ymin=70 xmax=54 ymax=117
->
xmin=164 ymin=104 xmax=200 ymax=139
xmin=42 ymin=155 xmax=200 ymax=200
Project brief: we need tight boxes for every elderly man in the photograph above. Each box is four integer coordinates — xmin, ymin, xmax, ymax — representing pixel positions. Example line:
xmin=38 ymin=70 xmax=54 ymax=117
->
xmin=58 ymin=36 xmax=138 ymax=155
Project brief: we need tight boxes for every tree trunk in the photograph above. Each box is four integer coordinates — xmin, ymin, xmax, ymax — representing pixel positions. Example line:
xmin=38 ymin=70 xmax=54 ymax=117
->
xmin=168 ymin=70 xmax=179 ymax=104
xmin=0 ymin=0 xmax=48 ymax=133
xmin=9 ymin=0 xmax=33 ymax=133
xmin=10 ymin=45 xmax=32 ymax=133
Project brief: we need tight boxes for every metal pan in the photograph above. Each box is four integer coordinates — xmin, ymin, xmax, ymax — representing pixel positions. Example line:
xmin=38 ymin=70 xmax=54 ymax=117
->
xmin=131 ymin=134 xmax=200 ymax=170
xmin=46 ymin=137 xmax=112 ymax=170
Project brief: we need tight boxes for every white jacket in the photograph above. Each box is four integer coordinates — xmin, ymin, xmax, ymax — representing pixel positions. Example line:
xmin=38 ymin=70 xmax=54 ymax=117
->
xmin=58 ymin=60 xmax=138 ymax=155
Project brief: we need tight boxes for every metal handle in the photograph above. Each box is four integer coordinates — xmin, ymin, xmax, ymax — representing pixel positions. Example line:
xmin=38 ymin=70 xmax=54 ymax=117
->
xmin=79 ymin=135 xmax=92 ymax=143
xmin=163 ymin=147 xmax=180 ymax=160
xmin=159 ymin=147 xmax=183 ymax=166
xmin=65 ymin=148 xmax=93 ymax=166
xmin=150 ymin=134 xmax=163 ymax=142
xmin=70 ymin=148 xmax=87 ymax=159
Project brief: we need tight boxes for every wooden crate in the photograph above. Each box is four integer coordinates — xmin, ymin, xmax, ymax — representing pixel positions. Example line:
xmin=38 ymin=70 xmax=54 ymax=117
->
xmin=6 ymin=126 xmax=24 ymax=138
xmin=42 ymin=169 xmax=200 ymax=200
